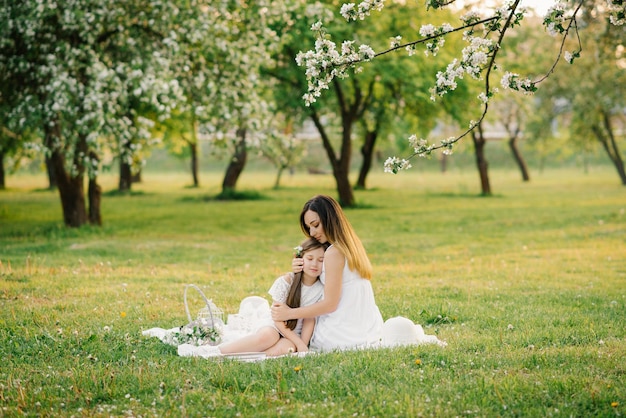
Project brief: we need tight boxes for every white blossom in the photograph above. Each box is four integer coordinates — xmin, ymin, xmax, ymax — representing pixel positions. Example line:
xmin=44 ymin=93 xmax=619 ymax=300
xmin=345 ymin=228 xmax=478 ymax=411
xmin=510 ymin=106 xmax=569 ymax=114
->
xmin=340 ymin=0 xmax=385 ymax=21
xmin=383 ymin=156 xmax=412 ymax=173
xmin=606 ymin=0 xmax=625 ymax=26
xmin=420 ymin=24 xmax=436 ymax=38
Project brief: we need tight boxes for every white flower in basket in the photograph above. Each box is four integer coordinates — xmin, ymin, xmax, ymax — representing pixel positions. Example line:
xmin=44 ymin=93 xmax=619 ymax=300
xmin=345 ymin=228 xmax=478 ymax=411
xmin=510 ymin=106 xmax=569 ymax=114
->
xmin=172 ymin=285 xmax=225 ymax=346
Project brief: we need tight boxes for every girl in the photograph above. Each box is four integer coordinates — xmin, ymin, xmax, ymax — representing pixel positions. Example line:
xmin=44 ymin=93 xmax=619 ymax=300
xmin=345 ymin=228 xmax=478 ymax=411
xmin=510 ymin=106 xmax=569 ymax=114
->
xmin=271 ymin=194 xmax=384 ymax=351
xmin=179 ymin=237 xmax=325 ymax=358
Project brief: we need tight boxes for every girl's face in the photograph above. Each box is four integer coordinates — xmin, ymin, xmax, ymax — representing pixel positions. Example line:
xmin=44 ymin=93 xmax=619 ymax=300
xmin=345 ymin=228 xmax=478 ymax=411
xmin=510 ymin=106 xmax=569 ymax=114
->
xmin=302 ymin=247 xmax=325 ymax=279
xmin=303 ymin=210 xmax=327 ymax=244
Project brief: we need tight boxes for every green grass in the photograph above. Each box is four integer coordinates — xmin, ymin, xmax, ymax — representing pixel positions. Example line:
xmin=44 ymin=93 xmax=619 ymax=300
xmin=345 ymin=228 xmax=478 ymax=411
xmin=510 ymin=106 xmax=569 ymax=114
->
xmin=1 ymin=167 xmax=625 ymax=417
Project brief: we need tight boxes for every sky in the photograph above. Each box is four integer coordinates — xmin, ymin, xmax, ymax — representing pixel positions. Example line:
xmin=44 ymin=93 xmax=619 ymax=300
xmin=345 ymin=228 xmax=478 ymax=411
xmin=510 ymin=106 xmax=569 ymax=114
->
xmin=519 ymin=0 xmax=552 ymax=15
xmin=454 ymin=0 xmax=553 ymax=16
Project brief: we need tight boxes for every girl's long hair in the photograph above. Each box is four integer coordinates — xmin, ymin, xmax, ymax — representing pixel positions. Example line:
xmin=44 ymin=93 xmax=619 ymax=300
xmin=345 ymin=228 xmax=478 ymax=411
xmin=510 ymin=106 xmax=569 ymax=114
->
xmin=285 ymin=237 xmax=326 ymax=330
xmin=299 ymin=195 xmax=372 ymax=280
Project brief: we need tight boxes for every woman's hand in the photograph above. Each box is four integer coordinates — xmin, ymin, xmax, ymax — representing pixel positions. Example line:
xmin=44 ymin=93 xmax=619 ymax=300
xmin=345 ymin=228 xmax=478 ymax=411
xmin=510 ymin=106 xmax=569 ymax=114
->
xmin=292 ymin=257 xmax=303 ymax=274
xmin=271 ymin=301 xmax=292 ymax=322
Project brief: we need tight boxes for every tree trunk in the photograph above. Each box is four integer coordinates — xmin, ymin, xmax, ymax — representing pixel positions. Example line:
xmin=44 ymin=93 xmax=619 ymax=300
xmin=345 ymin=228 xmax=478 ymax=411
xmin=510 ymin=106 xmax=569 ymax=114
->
xmin=119 ymin=158 xmax=132 ymax=192
xmin=87 ymin=151 xmax=102 ymax=225
xmin=355 ymin=130 xmax=377 ymax=190
xmin=308 ymin=79 xmax=369 ymax=206
xmin=222 ymin=128 xmax=247 ymax=192
xmin=190 ymin=142 xmax=199 ymax=187
xmin=45 ymin=125 xmax=88 ymax=227
xmin=0 ymin=150 xmax=5 ymax=189
xmin=190 ymin=113 xmax=200 ymax=187
xmin=440 ymin=154 xmax=448 ymax=173
xmin=603 ymin=113 xmax=626 ymax=185
xmin=57 ymin=171 xmax=87 ymax=227
xmin=131 ymin=169 xmax=141 ymax=183
xmin=592 ymin=114 xmax=626 ymax=185
xmin=471 ymin=124 xmax=491 ymax=196
xmin=88 ymin=177 xmax=102 ymax=225
xmin=274 ymin=166 xmax=284 ymax=190
xmin=310 ymin=111 xmax=355 ymax=207
xmin=335 ymin=164 xmax=354 ymax=206
xmin=508 ymin=136 xmax=530 ymax=182
xmin=45 ymin=154 xmax=58 ymax=190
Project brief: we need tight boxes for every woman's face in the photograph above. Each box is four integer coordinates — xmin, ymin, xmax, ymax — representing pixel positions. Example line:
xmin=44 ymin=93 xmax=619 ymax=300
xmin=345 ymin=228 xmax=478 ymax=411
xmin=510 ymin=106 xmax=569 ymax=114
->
xmin=303 ymin=210 xmax=327 ymax=244
xmin=302 ymin=247 xmax=325 ymax=278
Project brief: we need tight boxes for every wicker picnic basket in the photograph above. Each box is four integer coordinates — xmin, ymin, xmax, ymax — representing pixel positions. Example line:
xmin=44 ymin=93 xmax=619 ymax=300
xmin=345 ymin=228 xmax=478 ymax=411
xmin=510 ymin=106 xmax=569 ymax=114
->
xmin=175 ymin=284 xmax=224 ymax=346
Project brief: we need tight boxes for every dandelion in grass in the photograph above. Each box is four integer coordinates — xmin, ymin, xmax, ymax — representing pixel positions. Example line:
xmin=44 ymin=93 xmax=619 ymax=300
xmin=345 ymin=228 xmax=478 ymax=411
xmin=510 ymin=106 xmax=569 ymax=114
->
xmin=612 ymin=402 xmax=619 ymax=407
xmin=120 ymin=311 xmax=127 ymax=318
xmin=294 ymin=365 xmax=302 ymax=372
xmin=415 ymin=359 xmax=422 ymax=365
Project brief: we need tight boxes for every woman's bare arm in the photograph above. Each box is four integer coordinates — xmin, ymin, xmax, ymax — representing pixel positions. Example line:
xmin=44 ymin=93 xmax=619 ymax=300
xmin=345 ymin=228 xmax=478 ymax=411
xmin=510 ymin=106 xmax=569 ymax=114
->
xmin=299 ymin=318 xmax=315 ymax=347
xmin=271 ymin=247 xmax=343 ymax=321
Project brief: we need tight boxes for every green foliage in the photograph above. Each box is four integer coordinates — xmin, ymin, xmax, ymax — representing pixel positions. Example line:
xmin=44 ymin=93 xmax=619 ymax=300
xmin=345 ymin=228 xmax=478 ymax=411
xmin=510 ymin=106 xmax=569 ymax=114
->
xmin=1 ymin=169 xmax=625 ymax=416
xmin=0 ymin=0 xmax=183 ymax=173
xmin=1 ymin=0 xmax=297 ymax=221
xmin=533 ymin=2 xmax=626 ymax=168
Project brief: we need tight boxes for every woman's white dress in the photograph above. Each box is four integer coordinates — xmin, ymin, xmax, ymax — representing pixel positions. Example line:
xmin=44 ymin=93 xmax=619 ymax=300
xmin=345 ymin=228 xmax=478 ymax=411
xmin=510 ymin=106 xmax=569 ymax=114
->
xmin=310 ymin=255 xmax=384 ymax=351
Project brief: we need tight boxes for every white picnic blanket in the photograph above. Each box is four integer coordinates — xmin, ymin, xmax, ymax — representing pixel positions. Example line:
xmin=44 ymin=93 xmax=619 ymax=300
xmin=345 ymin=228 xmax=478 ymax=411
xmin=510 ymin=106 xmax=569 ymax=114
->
xmin=142 ymin=296 xmax=446 ymax=361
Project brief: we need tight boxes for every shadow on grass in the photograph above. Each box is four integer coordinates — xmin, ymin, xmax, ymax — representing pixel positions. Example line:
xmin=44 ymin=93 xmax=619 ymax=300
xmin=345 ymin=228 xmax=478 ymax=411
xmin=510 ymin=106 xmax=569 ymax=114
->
xmin=30 ymin=187 xmax=58 ymax=193
xmin=1 ymin=221 xmax=107 ymax=240
xmin=213 ymin=189 xmax=267 ymax=201
xmin=179 ymin=189 xmax=268 ymax=203
xmin=424 ymin=191 xmax=505 ymax=199
xmin=103 ymin=189 xmax=148 ymax=197
xmin=345 ymin=202 xmax=377 ymax=210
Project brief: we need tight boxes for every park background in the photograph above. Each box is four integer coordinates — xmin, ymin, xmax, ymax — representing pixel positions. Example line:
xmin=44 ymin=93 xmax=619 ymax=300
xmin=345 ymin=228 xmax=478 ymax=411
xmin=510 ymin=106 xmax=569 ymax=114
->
xmin=2 ymin=0 xmax=626 ymax=416
xmin=2 ymin=142 xmax=625 ymax=416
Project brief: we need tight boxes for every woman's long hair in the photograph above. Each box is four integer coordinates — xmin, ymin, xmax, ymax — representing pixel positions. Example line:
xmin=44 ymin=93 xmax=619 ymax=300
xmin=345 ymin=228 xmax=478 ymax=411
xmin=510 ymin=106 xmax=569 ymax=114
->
xmin=284 ymin=237 xmax=326 ymax=330
xmin=299 ymin=195 xmax=372 ymax=280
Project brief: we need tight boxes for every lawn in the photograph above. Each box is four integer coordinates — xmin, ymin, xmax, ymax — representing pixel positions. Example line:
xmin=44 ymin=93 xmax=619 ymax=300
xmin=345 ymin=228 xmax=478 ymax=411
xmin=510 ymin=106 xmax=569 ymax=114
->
xmin=1 ymin=166 xmax=625 ymax=417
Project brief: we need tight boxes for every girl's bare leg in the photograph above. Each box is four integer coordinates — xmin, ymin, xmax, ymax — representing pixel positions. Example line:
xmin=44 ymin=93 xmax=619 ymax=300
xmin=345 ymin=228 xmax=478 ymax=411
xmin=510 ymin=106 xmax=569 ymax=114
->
xmin=218 ymin=327 xmax=281 ymax=354
xmin=264 ymin=338 xmax=297 ymax=357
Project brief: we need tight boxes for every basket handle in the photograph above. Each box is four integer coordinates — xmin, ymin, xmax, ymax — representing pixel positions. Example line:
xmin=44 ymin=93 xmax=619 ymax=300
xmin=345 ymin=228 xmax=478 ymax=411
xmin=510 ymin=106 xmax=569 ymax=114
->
xmin=183 ymin=284 xmax=215 ymax=325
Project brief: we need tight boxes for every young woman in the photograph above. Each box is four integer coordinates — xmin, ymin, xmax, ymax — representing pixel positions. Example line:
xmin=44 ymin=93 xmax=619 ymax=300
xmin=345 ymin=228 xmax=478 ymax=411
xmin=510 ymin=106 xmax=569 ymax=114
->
xmin=271 ymin=195 xmax=384 ymax=351
xmin=179 ymin=238 xmax=325 ymax=358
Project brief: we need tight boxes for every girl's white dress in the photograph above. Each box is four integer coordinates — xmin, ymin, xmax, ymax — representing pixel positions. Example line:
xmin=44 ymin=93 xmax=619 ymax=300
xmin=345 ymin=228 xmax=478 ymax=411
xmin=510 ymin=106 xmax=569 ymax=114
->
xmin=310 ymin=252 xmax=384 ymax=351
